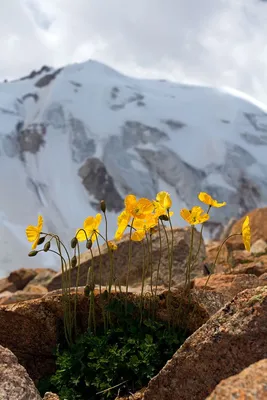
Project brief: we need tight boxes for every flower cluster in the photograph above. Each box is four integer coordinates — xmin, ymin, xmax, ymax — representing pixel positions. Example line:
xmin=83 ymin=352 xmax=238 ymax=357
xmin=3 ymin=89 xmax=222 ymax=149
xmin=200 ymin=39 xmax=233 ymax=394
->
xmin=25 ymin=191 xmax=251 ymax=253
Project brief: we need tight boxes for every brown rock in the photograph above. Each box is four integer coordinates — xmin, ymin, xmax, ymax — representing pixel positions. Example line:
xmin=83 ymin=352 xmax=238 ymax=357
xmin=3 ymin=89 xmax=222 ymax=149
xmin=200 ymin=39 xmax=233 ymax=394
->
xmin=193 ymin=273 xmax=263 ymax=302
xmin=206 ymin=359 xmax=267 ymax=399
xmin=8 ymin=268 xmax=38 ymax=290
xmin=0 ymin=277 xmax=16 ymax=294
xmin=0 ymin=287 xmax=218 ymax=382
xmin=47 ymin=227 xmax=206 ymax=291
xmin=0 ymin=345 xmax=42 ymax=400
xmin=24 ymin=269 xmax=57 ymax=289
xmin=259 ymin=273 xmax=267 ymax=284
xmin=0 ymin=290 xmax=45 ymax=305
xmin=250 ymin=239 xmax=267 ymax=255
xmin=143 ymin=285 xmax=267 ymax=400
xmin=43 ymin=393 xmax=60 ymax=400
xmin=231 ymin=254 xmax=267 ymax=276
xmin=204 ymin=241 xmax=226 ymax=273
xmin=23 ymin=284 xmax=48 ymax=294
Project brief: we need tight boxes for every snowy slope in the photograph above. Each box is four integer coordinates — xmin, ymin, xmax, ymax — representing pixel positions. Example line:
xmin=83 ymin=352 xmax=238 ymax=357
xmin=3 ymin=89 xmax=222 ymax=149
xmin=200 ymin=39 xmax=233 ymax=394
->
xmin=1 ymin=59 xmax=267 ymax=277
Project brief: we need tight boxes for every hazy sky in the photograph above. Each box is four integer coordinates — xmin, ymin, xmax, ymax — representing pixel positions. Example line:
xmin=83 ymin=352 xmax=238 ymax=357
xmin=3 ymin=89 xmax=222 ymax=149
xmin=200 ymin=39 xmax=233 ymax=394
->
xmin=2 ymin=0 xmax=267 ymax=103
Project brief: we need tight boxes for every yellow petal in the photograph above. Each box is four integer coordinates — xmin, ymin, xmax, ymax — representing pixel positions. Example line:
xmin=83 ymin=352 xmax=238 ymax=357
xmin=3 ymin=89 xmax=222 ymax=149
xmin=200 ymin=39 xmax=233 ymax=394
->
xmin=242 ymin=216 xmax=251 ymax=252
xmin=198 ymin=192 xmax=226 ymax=208
xmin=180 ymin=209 xmax=191 ymax=224
xmin=32 ymin=236 xmax=40 ymax=249
xmin=133 ymin=219 xmax=145 ymax=230
xmin=26 ymin=226 xmax=38 ymax=242
xmin=136 ymin=198 xmax=154 ymax=216
xmin=76 ymin=229 xmax=87 ymax=242
xmin=131 ymin=230 xmax=146 ymax=241
xmin=156 ymin=191 xmax=167 ymax=206
xmin=83 ymin=216 xmax=95 ymax=230
xmin=118 ymin=210 xmax=131 ymax=225
xmin=198 ymin=192 xmax=212 ymax=205
xmin=94 ymin=213 xmax=102 ymax=229
xmin=37 ymin=215 xmax=43 ymax=232
xmin=164 ymin=192 xmax=172 ymax=209
xmin=114 ymin=225 xmax=126 ymax=241
xmin=125 ymin=194 xmax=137 ymax=212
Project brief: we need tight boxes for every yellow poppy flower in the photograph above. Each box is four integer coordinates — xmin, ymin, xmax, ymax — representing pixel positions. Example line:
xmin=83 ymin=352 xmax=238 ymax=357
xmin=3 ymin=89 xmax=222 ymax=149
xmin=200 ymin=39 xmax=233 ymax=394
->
xmin=76 ymin=213 xmax=102 ymax=242
xmin=198 ymin=192 xmax=226 ymax=208
xmin=156 ymin=191 xmax=172 ymax=210
xmin=25 ymin=215 xmax=43 ymax=249
xmin=242 ymin=216 xmax=251 ymax=252
xmin=114 ymin=210 xmax=131 ymax=240
xmin=131 ymin=215 xmax=158 ymax=241
xmin=125 ymin=194 xmax=154 ymax=219
xmin=153 ymin=200 xmax=174 ymax=219
xmin=180 ymin=206 xmax=210 ymax=225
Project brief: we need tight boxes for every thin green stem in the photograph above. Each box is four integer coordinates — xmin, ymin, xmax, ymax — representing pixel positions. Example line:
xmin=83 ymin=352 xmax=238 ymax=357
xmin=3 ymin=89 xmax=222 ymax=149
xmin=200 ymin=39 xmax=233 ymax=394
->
xmin=184 ymin=226 xmax=194 ymax=291
xmin=204 ymin=233 xmax=241 ymax=289
xmin=125 ymin=219 xmax=134 ymax=315
xmin=190 ymin=205 xmax=211 ymax=271
xmin=155 ymin=221 xmax=162 ymax=297
xmin=167 ymin=210 xmax=174 ymax=295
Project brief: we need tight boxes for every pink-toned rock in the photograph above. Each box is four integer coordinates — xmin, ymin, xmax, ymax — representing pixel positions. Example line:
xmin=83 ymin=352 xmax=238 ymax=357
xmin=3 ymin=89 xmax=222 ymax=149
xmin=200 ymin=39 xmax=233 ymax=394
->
xmin=0 ymin=287 xmax=221 ymax=382
xmin=193 ymin=273 xmax=262 ymax=302
xmin=0 ymin=345 xmax=42 ymax=400
xmin=144 ymin=285 xmax=267 ymax=400
xmin=206 ymin=359 xmax=267 ymax=399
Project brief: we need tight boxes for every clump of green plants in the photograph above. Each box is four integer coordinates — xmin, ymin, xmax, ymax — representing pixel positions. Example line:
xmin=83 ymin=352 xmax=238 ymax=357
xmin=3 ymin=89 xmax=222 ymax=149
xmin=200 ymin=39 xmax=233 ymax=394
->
xmin=38 ymin=299 xmax=187 ymax=399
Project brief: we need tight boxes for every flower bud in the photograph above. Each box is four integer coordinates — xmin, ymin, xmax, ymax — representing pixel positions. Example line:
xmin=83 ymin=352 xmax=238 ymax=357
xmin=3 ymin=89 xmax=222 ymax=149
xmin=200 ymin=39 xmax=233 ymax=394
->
xmin=71 ymin=255 xmax=77 ymax=268
xmin=37 ymin=237 xmax=45 ymax=245
xmin=86 ymin=239 xmax=92 ymax=250
xmin=71 ymin=237 xmax=78 ymax=248
xmin=107 ymin=241 xmax=118 ymax=251
xmin=100 ymin=200 xmax=106 ymax=213
xmin=28 ymin=250 xmax=38 ymax=257
xmin=84 ymin=285 xmax=90 ymax=297
xmin=44 ymin=241 xmax=51 ymax=252
xmin=159 ymin=214 xmax=169 ymax=221
xmin=101 ymin=289 xmax=108 ymax=300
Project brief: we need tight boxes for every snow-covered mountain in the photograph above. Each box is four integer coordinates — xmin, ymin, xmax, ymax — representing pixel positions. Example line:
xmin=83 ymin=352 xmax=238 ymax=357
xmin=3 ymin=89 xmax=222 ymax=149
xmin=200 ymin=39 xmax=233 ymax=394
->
xmin=1 ymin=59 xmax=267 ymax=277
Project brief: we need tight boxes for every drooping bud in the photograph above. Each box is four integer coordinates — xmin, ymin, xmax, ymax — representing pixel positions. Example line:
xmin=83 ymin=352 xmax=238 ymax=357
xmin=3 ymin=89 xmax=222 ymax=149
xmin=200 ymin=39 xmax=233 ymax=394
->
xmin=28 ymin=250 xmax=38 ymax=257
xmin=71 ymin=237 xmax=78 ymax=248
xmin=37 ymin=236 xmax=45 ymax=246
xmin=84 ymin=285 xmax=90 ymax=297
xmin=86 ymin=239 xmax=92 ymax=250
xmin=101 ymin=289 xmax=108 ymax=300
xmin=100 ymin=200 xmax=106 ymax=213
xmin=159 ymin=214 xmax=169 ymax=221
xmin=44 ymin=241 xmax=51 ymax=252
xmin=71 ymin=255 xmax=77 ymax=268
